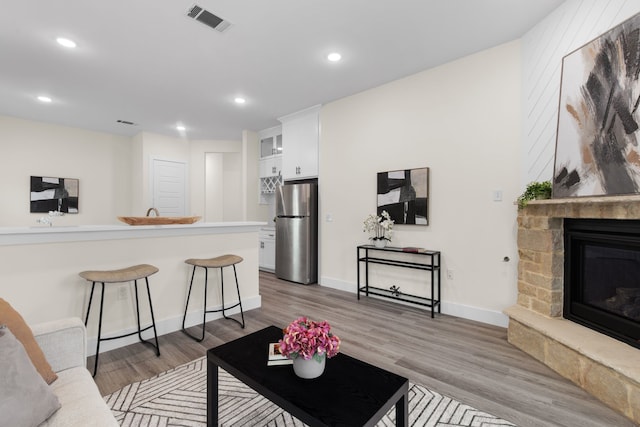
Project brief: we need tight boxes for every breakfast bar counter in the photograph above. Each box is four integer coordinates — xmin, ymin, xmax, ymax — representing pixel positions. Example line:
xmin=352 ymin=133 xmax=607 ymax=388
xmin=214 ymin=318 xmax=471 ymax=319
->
xmin=0 ymin=221 xmax=265 ymax=354
xmin=0 ymin=221 xmax=265 ymax=246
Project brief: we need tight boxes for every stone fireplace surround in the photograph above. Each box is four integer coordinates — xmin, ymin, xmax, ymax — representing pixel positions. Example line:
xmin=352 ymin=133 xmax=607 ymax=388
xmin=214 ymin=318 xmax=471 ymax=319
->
xmin=505 ymin=196 xmax=640 ymax=424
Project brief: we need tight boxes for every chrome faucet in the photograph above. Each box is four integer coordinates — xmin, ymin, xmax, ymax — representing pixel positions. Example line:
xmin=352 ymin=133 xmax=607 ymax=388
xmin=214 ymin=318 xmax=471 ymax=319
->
xmin=146 ymin=207 xmax=160 ymax=217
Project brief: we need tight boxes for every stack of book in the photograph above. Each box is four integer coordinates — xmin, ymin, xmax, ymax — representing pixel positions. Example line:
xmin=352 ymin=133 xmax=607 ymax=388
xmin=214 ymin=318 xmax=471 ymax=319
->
xmin=402 ymin=247 xmax=427 ymax=253
xmin=267 ymin=342 xmax=293 ymax=366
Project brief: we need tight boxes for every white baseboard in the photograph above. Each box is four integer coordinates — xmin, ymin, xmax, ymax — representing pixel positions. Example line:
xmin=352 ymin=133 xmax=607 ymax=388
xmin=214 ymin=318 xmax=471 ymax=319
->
xmin=320 ymin=276 xmax=508 ymax=328
xmin=87 ymin=295 xmax=262 ymax=356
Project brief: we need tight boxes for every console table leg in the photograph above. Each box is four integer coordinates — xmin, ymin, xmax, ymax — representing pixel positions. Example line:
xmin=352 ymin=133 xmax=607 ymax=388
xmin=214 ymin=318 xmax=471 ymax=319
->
xmin=430 ymin=268 xmax=435 ymax=318
xmin=357 ymin=247 xmax=361 ymax=300
xmin=207 ymin=360 xmax=219 ymax=427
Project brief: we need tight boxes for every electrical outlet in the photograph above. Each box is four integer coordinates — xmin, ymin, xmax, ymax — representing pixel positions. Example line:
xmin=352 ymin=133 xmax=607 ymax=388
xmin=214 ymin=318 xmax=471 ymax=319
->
xmin=117 ymin=285 xmax=127 ymax=300
xmin=446 ymin=269 xmax=454 ymax=280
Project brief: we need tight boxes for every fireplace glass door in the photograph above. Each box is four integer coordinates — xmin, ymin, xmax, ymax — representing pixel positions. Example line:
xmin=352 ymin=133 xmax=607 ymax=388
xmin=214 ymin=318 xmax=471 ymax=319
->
xmin=564 ymin=219 xmax=640 ymax=349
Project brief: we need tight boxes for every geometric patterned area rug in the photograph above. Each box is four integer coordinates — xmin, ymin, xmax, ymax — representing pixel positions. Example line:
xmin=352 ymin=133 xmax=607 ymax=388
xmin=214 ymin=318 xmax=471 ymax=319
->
xmin=105 ymin=357 xmax=516 ymax=427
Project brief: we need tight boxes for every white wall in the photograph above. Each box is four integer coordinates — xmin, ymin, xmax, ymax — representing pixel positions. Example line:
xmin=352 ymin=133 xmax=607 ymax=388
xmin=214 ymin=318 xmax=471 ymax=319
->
xmin=223 ymin=152 xmax=243 ymax=221
xmin=0 ymin=115 xmax=132 ymax=226
xmin=521 ymin=0 xmax=640 ymax=185
xmin=319 ymin=40 xmax=522 ymax=326
xmin=205 ymin=153 xmax=225 ymax=221
xmin=245 ymin=130 xmax=271 ymax=222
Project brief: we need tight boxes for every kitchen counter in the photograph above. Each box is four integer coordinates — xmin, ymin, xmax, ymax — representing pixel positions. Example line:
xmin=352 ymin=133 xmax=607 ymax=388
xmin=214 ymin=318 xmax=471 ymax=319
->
xmin=0 ymin=221 xmax=265 ymax=246
xmin=0 ymin=221 xmax=266 ymax=354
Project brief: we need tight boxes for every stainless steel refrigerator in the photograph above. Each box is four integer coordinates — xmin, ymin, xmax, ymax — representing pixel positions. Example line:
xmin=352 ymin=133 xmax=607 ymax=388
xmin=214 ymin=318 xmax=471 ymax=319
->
xmin=275 ymin=181 xmax=318 ymax=284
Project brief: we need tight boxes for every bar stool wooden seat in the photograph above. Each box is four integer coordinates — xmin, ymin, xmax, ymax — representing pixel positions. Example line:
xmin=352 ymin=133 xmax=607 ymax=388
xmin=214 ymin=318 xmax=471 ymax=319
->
xmin=182 ymin=254 xmax=245 ymax=342
xmin=79 ymin=264 xmax=161 ymax=376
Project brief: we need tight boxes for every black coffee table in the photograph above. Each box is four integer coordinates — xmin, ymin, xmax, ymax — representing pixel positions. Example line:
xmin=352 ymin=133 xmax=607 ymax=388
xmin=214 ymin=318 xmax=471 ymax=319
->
xmin=207 ymin=325 xmax=409 ymax=426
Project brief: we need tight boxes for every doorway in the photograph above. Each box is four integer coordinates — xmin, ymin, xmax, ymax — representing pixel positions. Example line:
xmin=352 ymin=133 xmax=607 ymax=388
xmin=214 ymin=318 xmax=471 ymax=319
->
xmin=205 ymin=152 xmax=242 ymax=222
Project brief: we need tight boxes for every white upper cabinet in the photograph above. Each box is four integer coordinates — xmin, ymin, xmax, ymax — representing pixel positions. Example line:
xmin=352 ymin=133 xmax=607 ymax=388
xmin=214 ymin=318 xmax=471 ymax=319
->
xmin=258 ymin=126 xmax=283 ymax=179
xmin=259 ymin=155 xmax=282 ymax=178
xmin=259 ymin=126 xmax=283 ymax=159
xmin=278 ymin=105 xmax=321 ymax=180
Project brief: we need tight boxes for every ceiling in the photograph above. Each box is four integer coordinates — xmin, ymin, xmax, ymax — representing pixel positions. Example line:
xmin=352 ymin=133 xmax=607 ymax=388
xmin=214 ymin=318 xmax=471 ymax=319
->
xmin=0 ymin=0 xmax=564 ymax=141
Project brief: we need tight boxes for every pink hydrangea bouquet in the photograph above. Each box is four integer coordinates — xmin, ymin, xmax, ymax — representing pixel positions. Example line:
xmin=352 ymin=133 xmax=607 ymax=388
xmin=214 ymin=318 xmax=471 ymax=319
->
xmin=278 ymin=317 xmax=341 ymax=361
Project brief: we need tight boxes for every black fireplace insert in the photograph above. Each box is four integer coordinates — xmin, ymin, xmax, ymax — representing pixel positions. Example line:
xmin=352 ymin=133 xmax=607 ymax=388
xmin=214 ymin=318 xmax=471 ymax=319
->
xmin=564 ymin=218 xmax=640 ymax=349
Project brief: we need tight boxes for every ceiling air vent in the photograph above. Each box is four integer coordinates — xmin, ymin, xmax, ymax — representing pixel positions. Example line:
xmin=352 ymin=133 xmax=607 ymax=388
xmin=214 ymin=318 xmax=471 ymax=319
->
xmin=187 ymin=4 xmax=232 ymax=33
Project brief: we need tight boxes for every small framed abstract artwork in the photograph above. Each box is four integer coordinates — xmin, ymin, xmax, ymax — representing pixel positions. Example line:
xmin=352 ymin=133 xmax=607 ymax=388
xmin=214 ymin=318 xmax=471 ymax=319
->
xmin=377 ymin=167 xmax=428 ymax=225
xmin=553 ymin=12 xmax=640 ymax=197
xmin=30 ymin=176 xmax=79 ymax=213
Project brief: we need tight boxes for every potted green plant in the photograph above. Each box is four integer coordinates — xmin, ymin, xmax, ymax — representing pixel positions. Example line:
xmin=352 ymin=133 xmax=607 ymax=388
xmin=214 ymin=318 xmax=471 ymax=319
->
xmin=517 ymin=181 xmax=552 ymax=209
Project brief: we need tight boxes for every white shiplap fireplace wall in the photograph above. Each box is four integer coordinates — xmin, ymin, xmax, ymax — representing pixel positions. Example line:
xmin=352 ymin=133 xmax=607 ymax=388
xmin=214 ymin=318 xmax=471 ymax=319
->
xmin=521 ymin=0 xmax=640 ymax=185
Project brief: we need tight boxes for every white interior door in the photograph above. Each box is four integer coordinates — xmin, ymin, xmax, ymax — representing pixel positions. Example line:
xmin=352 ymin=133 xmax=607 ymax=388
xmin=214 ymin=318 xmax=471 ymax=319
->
xmin=152 ymin=159 xmax=186 ymax=216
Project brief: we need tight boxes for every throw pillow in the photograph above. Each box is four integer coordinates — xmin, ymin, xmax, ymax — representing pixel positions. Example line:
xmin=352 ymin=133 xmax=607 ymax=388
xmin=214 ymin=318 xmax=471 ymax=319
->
xmin=0 ymin=325 xmax=61 ymax=427
xmin=0 ymin=298 xmax=58 ymax=384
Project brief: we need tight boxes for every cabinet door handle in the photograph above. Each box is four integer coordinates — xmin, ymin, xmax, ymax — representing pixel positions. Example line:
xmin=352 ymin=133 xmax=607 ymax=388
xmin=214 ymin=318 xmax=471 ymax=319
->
xmin=260 ymin=242 xmax=264 ymax=248
xmin=272 ymin=166 xmax=276 ymax=173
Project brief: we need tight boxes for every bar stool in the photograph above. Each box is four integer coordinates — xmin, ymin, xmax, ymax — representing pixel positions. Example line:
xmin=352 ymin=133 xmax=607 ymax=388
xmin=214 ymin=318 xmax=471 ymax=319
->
xmin=79 ymin=264 xmax=161 ymax=377
xmin=182 ymin=254 xmax=245 ymax=342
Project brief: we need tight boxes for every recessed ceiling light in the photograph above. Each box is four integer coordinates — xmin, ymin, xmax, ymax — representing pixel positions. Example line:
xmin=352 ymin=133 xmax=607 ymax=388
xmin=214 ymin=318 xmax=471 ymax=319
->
xmin=37 ymin=96 xmax=52 ymax=103
xmin=327 ymin=52 xmax=342 ymax=62
xmin=56 ymin=37 xmax=77 ymax=48
xmin=234 ymin=97 xmax=246 ymax=104
xmin=176 ymin=125 xmax=186 ymax=131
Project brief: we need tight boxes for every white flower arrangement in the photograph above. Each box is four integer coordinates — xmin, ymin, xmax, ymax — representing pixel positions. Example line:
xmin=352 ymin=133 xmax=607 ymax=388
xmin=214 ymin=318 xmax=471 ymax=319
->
xmin=363 ymin=210 xmax=394 ymax=242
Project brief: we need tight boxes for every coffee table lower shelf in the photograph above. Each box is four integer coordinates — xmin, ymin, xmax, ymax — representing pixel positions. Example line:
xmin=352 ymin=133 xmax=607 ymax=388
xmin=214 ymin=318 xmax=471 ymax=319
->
xmin=207 ymin=326 xmax=409 ymax=427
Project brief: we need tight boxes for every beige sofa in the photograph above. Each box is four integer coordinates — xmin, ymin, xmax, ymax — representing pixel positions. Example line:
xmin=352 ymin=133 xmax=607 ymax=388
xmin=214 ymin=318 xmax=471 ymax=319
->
xmin=32 ymin=317 xmax=118 ymax=427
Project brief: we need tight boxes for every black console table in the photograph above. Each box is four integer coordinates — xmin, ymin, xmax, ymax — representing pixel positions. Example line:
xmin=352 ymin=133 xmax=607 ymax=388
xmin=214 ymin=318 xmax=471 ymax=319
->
xmin=357 ymin=245 xmax=441 ymax=318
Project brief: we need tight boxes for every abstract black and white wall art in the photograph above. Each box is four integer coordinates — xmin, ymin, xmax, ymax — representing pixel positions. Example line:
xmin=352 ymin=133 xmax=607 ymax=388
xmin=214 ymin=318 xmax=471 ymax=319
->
xmin=30 ymin=176 xmax=79 ymax=213
xmin=377 ymin=167 xmax=428 ymax=225
xmin=553 ymin=12 xmax=640 ymax=198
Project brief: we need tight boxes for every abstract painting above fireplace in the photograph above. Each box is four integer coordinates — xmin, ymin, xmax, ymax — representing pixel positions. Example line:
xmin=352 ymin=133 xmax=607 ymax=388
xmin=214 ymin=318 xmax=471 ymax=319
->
xmin=553 ymin=12 xmax=640 ymax=198
xmin=564 ymin=218 xmax=640 ymax=349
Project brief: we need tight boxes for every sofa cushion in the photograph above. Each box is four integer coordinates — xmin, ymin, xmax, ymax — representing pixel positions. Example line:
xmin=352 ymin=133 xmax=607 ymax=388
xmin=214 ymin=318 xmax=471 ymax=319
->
xmin=0 ymin=325 xmax=61 ymax=427
xmin=40 ymin=366 xmax=119 ymax=427
xmin=0 ymin=298 xmax=58 ymax=384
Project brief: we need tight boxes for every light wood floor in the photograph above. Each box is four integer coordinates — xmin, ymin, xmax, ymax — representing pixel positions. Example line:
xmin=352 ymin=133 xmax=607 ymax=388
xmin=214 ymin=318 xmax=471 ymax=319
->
xmin=91 ymin=272 xmax=636 ymax=427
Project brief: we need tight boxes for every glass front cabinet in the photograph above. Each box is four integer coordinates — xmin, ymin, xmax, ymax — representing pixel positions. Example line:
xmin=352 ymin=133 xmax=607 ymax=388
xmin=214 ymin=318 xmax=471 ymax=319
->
xmin=258 ymin=126 xmax=283 ymax=202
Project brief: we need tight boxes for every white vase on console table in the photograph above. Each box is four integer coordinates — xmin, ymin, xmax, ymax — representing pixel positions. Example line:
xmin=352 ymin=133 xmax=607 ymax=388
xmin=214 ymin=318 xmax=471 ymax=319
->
xmin=374 ymin=239 xmax=387 ymax=248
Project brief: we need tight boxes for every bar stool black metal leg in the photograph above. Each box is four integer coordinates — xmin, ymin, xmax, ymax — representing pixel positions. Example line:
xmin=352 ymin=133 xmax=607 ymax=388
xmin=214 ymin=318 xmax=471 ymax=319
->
xmin=133 ymin=278 xmax=161 ymax=355
xmin=220 ymin=267 xmax=226 ymax=318
xmin=220 ymin=265 xmax=245 ymax=328
xmin=182 ymin=266 xmax=196 ymax=330
xmin=144 ymin=277 xmax=160 ymax=355
xmin=84 ymin=281 xmax=96 ymax=326
xmin=233 ymin=265 xmax=245 ymax=328
xmin=134 ymin=280 xmax=143 ymax=341
xmin=92 ymin=282 xmax=106 ymax=377
xmin=182 ymin=266 xmax=206 ymax=342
